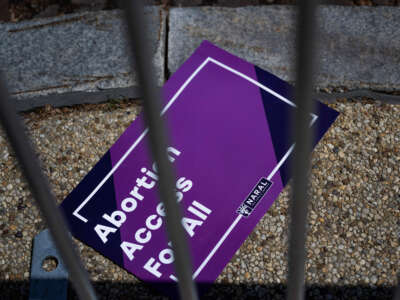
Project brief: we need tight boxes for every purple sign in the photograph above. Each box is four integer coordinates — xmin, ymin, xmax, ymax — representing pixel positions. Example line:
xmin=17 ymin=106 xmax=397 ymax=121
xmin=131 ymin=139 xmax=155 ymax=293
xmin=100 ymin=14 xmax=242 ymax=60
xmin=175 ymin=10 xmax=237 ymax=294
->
xmin=61 ymin=41 xmax=339 ymax=297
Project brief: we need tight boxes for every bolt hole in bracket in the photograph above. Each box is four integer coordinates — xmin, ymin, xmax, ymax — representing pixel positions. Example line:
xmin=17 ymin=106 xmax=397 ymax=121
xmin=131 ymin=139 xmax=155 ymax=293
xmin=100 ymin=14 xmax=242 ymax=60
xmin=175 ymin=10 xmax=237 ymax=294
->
xmin=29 ymin=229 xmax=69 ymax=300
xmin=42 ymin=256 xmax=58 ymax=272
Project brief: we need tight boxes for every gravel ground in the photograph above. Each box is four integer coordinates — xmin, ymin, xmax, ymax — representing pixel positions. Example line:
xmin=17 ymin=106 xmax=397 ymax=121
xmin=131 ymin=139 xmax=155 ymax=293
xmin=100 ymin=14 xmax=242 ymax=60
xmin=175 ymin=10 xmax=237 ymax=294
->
xmin=0 ymin=98 xmax=399 ymax=299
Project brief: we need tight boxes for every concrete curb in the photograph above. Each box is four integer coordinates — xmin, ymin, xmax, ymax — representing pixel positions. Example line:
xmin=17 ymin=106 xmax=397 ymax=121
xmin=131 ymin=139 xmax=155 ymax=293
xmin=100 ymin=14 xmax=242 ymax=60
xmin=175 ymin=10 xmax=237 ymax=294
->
xmin=168 ymin=6 xmax=400 ymax=92
xmin=0 ymin=7 xmax=166 ymax=102
xmin=2 ymin=6 xmax=400 ymax=111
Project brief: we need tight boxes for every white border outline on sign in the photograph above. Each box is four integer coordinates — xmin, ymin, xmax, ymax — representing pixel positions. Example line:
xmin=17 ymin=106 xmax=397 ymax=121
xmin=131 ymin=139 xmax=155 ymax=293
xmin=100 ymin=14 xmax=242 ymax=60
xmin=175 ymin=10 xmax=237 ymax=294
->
xmin=176 ymin=117 xmax=316 ymax=281
xmin=72 ymin=57 xmax=317 ymax=222
xmin=71 ymin=56 xmax=318 ymax=279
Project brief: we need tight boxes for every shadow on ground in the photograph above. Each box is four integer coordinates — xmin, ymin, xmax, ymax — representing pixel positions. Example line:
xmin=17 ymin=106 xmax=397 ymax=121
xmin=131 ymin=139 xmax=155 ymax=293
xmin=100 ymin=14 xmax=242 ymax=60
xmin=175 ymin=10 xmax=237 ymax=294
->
xmin=0 ymin=280 xmax=396 ymax=299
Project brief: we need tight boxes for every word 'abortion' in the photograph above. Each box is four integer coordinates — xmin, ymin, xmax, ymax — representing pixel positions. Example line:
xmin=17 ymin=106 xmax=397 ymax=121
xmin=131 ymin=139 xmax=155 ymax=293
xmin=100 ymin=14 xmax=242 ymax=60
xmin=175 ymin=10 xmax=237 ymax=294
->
xmin=94 ymin=146 xmax=212 ymax=277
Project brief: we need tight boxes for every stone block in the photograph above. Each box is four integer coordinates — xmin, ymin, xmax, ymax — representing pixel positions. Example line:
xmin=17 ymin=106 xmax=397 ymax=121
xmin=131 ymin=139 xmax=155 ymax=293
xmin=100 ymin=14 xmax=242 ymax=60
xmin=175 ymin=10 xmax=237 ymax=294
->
xmin=168 ymin=6 xmax=400 ymax=91
xmin=0 ymin=8 xmax=166 ymax=100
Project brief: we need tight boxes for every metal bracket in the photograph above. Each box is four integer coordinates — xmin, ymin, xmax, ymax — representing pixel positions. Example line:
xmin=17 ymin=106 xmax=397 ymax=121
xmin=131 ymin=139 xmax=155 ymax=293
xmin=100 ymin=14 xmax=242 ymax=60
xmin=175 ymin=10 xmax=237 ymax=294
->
xmin=29 ymin=229 xmax=69 ymax=300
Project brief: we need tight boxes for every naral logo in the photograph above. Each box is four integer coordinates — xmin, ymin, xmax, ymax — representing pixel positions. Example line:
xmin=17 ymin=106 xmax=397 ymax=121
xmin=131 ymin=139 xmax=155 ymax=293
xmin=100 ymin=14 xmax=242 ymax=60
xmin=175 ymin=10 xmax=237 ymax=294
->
xmin=237 ymin=177 xmax=272 ymax=217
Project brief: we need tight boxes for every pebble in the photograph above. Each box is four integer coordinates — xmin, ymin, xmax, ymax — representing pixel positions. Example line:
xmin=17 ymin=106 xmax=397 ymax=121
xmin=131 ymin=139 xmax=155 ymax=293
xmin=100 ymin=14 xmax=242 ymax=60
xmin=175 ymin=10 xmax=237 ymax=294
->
xmin=0 ymin=98 xmax=399 ymax=299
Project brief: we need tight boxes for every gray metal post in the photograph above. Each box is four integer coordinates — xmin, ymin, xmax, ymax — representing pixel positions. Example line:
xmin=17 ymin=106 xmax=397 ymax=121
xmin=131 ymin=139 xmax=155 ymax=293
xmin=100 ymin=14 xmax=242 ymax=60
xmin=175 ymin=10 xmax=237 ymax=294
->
xmin=121 ymin=1 xmax=199 ymax=300
xmin=286 ymin=1 xmax=318 ymax=300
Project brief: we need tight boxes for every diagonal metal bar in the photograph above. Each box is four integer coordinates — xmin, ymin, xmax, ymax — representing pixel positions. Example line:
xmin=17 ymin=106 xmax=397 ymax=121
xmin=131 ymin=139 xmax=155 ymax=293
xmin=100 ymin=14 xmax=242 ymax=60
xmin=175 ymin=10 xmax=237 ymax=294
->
xmin=0 ymin=73 xmax=97 ymax=300
xmin=286 ymin=1 xmax=318 ymax=300
xmin=121 ymin=1 xmax=199 ymax=299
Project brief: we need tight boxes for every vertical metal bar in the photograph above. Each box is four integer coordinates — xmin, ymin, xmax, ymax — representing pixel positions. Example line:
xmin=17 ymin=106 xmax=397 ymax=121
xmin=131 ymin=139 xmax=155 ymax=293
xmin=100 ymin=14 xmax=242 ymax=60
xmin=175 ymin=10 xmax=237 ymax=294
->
xmin=394 ymin=284 xmax=400 ymax=300
xmin=121 ymin=1 xmax=199 ymax=300
xmin=0 ymin=0 xmax=10 ymax=22
xmin=0 ymin=73 xmax=98 ymax=300
xmin=286 ymin=1 xmax=318 ymax=300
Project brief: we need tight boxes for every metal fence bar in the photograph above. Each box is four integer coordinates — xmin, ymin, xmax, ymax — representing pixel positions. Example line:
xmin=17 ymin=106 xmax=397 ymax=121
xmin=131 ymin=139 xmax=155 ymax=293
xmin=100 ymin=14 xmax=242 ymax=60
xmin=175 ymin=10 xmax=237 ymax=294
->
xmin=0 ymin=73 xmax=98 ymax=300
xmin=394 ymin=284 xmax=400 ymax=300
xmin=286 ymin=1 xmax=318 ymax=300
xmin=121 ymin=1 xmax=199 ymax=299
